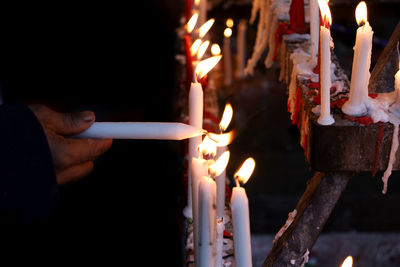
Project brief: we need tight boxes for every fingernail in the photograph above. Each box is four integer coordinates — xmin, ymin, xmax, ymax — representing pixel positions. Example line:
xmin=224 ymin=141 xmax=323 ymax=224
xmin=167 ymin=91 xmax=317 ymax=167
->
xmin=82 ymin=111 xmax=95 ymax=123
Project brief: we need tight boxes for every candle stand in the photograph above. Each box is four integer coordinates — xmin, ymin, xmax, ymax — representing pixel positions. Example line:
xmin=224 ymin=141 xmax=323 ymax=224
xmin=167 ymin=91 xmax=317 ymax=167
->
xmin=260 ymin=22 xmax=400 ymax=267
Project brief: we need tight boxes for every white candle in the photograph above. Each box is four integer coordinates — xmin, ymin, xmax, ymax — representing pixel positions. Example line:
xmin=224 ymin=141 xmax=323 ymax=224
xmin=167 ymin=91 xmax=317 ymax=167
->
xmin=342 ymin=1 xmax=373 ymax=116
xmin=185 ymin=55 xmax=222 ymax=218
xmin=317 ymin=0 xmax=334 ymax=125
xmin=75 ymin=122 xmax=205 ymax=140
xmin=198 ymin=175 xmax=217 ymax=267
xmin=309 ymin=0 xmax=319 ymax=64
xmin=224 ymin=27 xmax=233 ymax=86
xmin=231 ymin=158 xmax=255 ymax=267
xmin=185 ymin=81 xmax=204 ymax=219
xmin=215 ymin=219 xmax=225 ymax=267
xmin=236 ymin=20 xmax=247 ymax=79
xmin=208 ymin=148 xmax=230 ymax=267
xmin=231 ymin=187 xmax=252 ymax=267
xmin=215 ymin=146 xmax=227 ymax=219
xmin=192 ymin=157 xmax=210 ymax=266
xmin=198 ymin=0 xmax=207 ymax=27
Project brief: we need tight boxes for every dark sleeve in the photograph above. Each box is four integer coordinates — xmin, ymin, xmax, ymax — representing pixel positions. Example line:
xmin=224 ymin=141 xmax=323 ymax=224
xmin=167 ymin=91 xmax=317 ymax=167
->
xmin=0 ymin=102 xmax=58 ymax=227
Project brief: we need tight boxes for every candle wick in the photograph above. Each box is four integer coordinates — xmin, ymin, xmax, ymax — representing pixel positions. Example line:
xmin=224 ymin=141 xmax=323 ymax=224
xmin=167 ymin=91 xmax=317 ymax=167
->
xmin=234 ymin=176 xmax=240 ymax=187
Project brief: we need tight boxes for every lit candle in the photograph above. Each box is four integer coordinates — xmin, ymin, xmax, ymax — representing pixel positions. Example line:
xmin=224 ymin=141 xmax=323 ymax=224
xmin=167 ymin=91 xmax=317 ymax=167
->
xmin=198 ymin=18 xmax=215 ymax=39
xmin=192 ymin=136 xmax=217 ymax=266
xmin=215 ymin=103 xmax=233 ymax=218
xmin=198 ymin=175 xmax=217 ymax=267
xmin=224 ymin=27 xmax=233 ymax=86
xmin=185 ymin=13 xmax=198 ymax=89
xmin=185 ymin=55 xmax=222 ymax=217
xmin=197 ymin=40 xmax=210 ymax=60
xmin=341 ymin=256 xmax=353 ymax=267
xmin=75 ymin=122 xmax=206 ymax=140
xmin=231 ymin=157 xmax=255 ymax=267
xmin=236 ymin=20 xmax=247 ymax=79
xmin=309 ymin=0 xmax=319 ymax=64
xmin=317 ymin=0 xmax=335 ymax=125
xmin=208 ymin=150 xmax=230 ymax=267
xmin=198 ymin=0 xmax=208 ymax=27
xmin=342 ymin=1 xmax=374 ymax=116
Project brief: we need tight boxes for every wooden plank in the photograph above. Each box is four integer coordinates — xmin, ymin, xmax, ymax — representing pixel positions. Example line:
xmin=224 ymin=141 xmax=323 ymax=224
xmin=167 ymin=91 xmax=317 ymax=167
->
xmin=277 ymin=34 xmax=400 ymax=172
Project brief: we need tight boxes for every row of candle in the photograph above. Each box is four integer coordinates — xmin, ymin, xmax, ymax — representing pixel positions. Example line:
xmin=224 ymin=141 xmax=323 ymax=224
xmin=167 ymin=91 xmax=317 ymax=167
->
xmin=184 ymin=3 xmax=256 ymax=265
xmin=315 ymin=0 xmax=374 ymax=125
xmin=192 ymin=117 xmax=255 ymax=267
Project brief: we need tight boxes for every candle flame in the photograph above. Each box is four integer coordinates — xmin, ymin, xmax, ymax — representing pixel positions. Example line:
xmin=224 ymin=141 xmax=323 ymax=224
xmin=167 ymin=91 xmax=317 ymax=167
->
xmin=195 ymin=55 xmax=222 ymax=80
xmin=187 ymin=13 xmax=198 ymax=33
xmin=341 ymin=256 xmax=353 ymax=267
xmin=219 ymin=103 xmax=233 ymax=132
xmin=209 ymin=151 xmax=230 ymax=177
xmin=226 ymin=18 xmax=234 ymax=28
xmin=198 ymin=135 xmax=217 ymax=158
xmin=211 ymin=43 xmax=221 ymax=56
xmin=234 ymin=157 xmax=255 ymax=185
xmin=199 ymin=18 xmax=215 ymax=38
xmin=191 ymin=39 xmax=202 ymax=57
xmin=194 ymin=0 xmax=200 ymax=7
xmin=207 ymin=131 xmax=235 ymax=146
xmin=224 ymin=28 xmax=232 ymax=38
xmin=317 ymin=0 xmax=332 ymax=26
xmin=197 ymin=40 xmax=210 ymax=60
xmin=355 ymin=1 xmax=367 ymax=26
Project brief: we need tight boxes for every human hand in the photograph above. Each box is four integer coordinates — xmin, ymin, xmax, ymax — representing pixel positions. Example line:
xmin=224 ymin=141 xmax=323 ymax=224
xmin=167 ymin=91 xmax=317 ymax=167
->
xmin=28 ymin=104 xmax=113 ymax=185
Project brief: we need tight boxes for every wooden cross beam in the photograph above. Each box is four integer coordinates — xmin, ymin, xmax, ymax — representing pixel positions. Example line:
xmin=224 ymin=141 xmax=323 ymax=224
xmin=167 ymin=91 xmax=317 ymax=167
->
xmin=263 ymin=172 xmax=351 ymax=267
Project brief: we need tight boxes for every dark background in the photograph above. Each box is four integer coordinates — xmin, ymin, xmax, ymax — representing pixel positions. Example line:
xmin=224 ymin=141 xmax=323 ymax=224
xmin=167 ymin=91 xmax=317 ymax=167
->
xmin=1 ymin=0 xmax=399 ymax=265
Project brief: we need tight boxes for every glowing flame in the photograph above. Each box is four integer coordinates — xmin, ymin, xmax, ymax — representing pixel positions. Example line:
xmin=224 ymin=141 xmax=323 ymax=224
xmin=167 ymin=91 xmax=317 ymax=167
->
xmin=219 ymin=103 xmax=233 ymax=132
xmin=194 ymin=0 xmax=200 ymax=7
xmin=226 ymin=18 xmax=234 ymax=28
xmin=224 ymin=28 xmax=232 ymax=38
xmin=207 ymin=131 xmax=234 ymax=147
xmin=199 ymin=18 xmax=215 ymax=38
xmin=198 ymin=135 xmax=217 ymax=158
xmin=211 ymin=43 xmax=221 ymax=56
xmin=187 ymin=13 xmax=198 ymax=33
xmin=195 ymin=55 xmax=222 ymax=80
xmin=209 ymin=151 xmax=230 ymax=177
xmin=234 ymin=157 xmax=255 ymax=185
xmin=317 ymin=0 xmax=332 ymax=26
xmin=197 ymin=40 xmax=210 ymax=60
xmin=191 ymin=39 xmax=202 ymax=57
xmin=355 ymin=1 xmax=367 ymax=26
xmin=341 ymin=256 xmax=353 ymax=267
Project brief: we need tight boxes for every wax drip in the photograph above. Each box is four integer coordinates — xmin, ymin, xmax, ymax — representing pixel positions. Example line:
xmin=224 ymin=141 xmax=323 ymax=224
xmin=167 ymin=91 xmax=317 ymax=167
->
xmin=382 ymin=123 xmax=399 ymax=194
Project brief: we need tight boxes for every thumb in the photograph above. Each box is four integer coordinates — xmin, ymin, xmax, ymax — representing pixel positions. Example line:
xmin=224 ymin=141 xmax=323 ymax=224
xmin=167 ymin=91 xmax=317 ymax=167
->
xmin=56 ymin=110 xmax=96 ymax=135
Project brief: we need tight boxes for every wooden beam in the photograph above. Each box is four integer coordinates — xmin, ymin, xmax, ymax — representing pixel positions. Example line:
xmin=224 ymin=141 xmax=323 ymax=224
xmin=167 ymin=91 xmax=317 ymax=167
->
xmin=263 ymin=172 xmax=351 ymax=267
xmin=369 ymin=21 xmax=400 ymax=93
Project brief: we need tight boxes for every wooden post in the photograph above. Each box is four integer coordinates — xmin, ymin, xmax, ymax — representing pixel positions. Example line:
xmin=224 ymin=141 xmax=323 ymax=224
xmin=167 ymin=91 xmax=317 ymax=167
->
xmin=263 ymin=172 xmax=352 ymax=267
